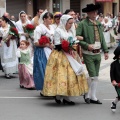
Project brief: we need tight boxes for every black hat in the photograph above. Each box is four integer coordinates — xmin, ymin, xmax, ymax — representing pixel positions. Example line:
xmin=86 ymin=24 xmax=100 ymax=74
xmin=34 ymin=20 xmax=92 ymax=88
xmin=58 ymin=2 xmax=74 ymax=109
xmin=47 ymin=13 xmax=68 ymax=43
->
xmin=113 ymin=46 xmax=120 ymax=60
xmin=82 ymin=3 xmax=101 ymax=13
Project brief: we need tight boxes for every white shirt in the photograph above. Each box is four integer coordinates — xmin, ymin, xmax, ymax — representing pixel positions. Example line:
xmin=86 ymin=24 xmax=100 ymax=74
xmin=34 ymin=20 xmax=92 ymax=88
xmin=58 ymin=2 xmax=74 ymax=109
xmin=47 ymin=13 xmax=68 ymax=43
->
xmin=34 ymin=23 xmax=54 ymax=43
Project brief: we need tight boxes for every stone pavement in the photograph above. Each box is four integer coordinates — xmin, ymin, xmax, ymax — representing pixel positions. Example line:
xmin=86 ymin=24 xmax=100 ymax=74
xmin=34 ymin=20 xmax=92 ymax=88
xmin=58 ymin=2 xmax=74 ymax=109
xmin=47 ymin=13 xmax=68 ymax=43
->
xmin=0 ymin=45 xmax=120 ymax=120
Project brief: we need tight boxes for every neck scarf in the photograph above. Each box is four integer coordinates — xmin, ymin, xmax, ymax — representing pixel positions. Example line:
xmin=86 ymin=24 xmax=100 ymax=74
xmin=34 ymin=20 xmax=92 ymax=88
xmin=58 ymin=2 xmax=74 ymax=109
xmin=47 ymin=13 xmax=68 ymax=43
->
xmin=89 ymin=19 xmax=100 ymax=42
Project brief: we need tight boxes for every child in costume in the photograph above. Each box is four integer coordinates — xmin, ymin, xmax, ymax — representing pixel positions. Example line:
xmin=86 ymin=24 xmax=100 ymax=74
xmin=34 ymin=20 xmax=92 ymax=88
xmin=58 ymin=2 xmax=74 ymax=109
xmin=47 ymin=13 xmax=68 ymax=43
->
xmin=16 ymin=40 xmax=35 ymax=89
xmin=110 ymin=46 xmax=120 ymax=112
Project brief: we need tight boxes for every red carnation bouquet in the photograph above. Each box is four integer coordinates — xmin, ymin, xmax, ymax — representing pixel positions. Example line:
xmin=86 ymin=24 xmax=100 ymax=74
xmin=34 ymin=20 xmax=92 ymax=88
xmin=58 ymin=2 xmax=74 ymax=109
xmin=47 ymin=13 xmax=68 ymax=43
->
xmin=39 ymin=35 xmax=50 ymax=45
xmin=61 ymin=39 xmax=76 ymax=52
xmin=23 ymin=24 xmax=35 ymax=40
xmin=9 ymin=27 xmax=19 ymax=38
xmin=61 ymin=40 xmax=69 ymax=52
xmin=25 ymin=24 xmax=35 ymax=33
xmin=3 ymin=27 xmax=19 ymax=47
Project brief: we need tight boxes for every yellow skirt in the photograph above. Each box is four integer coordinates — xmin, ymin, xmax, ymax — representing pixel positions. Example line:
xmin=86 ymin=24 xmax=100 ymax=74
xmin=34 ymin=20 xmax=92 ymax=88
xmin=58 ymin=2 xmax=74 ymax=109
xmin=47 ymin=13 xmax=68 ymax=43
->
xmin=43 ymin=50 xmax=88 ymax=96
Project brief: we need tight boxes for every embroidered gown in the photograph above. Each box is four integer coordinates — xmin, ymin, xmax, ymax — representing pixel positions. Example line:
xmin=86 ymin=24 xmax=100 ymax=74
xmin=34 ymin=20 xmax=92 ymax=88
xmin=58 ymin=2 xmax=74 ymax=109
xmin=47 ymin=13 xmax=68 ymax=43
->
xmin=43 ymin=26 xmax=88 ymax=96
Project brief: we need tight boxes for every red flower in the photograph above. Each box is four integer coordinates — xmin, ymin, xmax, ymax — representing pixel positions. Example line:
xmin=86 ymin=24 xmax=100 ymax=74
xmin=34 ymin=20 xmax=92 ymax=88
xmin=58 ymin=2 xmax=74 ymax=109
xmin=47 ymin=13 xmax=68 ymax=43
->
xmin=39 ymin=36 xmax=50 ymax=45
xmin=61 ymin=40 xmax=69 ymax=52
xmin=10 ymin=27 xmax=19 ymax=36
xmin=25 ymin=24 xmax=35 ymax=31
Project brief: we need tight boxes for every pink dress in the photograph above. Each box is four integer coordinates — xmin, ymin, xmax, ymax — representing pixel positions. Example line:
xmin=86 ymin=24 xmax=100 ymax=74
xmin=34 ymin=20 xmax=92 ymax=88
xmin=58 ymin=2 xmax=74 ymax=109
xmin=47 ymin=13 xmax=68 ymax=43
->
xmin=16 ymin=48 xmax=35 ymax=89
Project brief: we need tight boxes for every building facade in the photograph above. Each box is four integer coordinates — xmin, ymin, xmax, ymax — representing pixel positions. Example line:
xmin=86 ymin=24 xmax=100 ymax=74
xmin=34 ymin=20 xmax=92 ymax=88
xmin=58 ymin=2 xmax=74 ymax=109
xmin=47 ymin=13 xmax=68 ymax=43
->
xmin=0 ymin=0 xmax=119 ymax=19
xmin=95 ymin=0 xmax=119 ymax=16
xmin=0 ymin=0 xmax=6 ymax=17
xmin=5 ymin=0 xmax=95 ymax=17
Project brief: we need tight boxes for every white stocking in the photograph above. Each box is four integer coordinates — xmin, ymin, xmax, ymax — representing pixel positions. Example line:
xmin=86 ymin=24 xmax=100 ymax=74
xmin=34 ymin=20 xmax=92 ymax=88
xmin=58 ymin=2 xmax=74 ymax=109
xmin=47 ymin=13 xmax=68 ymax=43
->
xmin=91 ymin=77 xmax=98 ymax=101
xmin=85 ymin=77 xmax=92 ymax=99
xmin=113 ymin=97 xmax=119 ymax=104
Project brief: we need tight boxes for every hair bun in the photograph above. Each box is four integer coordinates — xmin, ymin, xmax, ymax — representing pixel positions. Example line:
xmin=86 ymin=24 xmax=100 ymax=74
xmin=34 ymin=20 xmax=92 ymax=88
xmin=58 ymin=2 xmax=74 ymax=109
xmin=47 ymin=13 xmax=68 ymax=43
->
xmin=2 ymin=16 xmax=10 ymax=23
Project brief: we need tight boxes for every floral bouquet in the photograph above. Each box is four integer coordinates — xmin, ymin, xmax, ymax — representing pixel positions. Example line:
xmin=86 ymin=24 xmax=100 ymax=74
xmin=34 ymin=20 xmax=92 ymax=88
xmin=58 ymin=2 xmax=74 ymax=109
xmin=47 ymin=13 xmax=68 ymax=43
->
xmin=39 ymin=35 xmax=50 ymax=45
xmin=61 ymin=37 xmax=78 ymax=52
xmin=24 ymin=24 xmax=35 ymax=40
xmin=3 ymin=27 xmax=19 ymax=47
xmin=25 ymin=24 xmax=35 ymax=33
xmin=9 ymin=27 xmax=19 ymax=38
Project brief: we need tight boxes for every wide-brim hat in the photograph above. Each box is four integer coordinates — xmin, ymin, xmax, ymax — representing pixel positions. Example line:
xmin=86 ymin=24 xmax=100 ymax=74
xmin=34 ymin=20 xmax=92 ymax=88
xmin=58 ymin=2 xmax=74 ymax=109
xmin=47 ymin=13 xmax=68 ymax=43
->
xmin=113 ymin=46 xmax=120 ymax=60
xmin=82 ymin=3 xmax=101 ymax=13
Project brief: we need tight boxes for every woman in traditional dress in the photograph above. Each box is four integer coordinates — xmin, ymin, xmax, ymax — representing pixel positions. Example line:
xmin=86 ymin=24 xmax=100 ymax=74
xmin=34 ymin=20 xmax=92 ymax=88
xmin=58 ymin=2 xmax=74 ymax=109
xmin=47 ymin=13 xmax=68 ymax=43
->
xmin=102 ymin=17 xmax=112 ymax=48
xmin=16 ymin=11 xmax=34 ymax=55
xmin=52 ymin=12 xmax=62 ymax=29
xmin=43 ymin=15 xmax=88 ymax=105
xmin=33 ymin=11 xmax=54 ymax=95
xmin=16 ymin=11 xmax=31 ymax=41
xmin=16 ymin=40 xmax=35 ymax=89
xmin=0 ymin=16 xmax=18 ymax=79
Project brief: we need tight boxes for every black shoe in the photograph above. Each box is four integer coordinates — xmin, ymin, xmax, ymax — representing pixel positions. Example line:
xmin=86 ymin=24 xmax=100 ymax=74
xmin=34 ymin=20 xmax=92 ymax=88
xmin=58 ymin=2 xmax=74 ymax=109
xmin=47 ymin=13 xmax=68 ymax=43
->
xmin=55 ymin=97 xmax=61 ymax=104
xmin=83 ymin=95 xmax=90 ymax=104
xmin=27 ymin=87 xmax=36 ymax=90
xmin=63 ymin=99 xmax=75 ymax=105
xmin=40 ymin=92 xmax=44 ymax=97
xmin=111 ymin=102 xmax=116 ymax=112
xmin=5 ymin=74 xmax=11 ymax=79
xmin=90 ymin=99 xmax=102 ymax=104
xmin=20 ymin=85 xmax=24 ymax=88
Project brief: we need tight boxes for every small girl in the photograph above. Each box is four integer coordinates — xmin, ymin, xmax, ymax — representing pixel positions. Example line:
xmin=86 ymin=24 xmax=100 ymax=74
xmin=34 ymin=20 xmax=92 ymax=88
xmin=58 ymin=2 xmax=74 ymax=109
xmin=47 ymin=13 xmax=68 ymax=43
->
xmin=110 ymin=46 xmax=120 ymax=112
xmin=16 ymin=40 xmax=35 ymax=89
